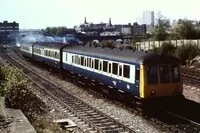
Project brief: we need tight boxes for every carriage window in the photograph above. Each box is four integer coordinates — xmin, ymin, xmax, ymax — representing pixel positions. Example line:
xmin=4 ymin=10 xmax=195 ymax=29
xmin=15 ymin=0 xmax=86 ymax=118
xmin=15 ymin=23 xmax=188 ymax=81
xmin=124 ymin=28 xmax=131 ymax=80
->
xmin=112 ymin=63 xmax=118 ymax=75
xmin=147 ymin=65 xmax=158 ymax=84
xmin=72 ymin=56 xmax=74 ymax=63
xmin=159 ymin=65 xmax=170 ymax=83
xmin=75 ymin=56 xmax=79 ymax=64
xmin=103 ymin=61 xmax=108 ymax=72
xmin=66 ymin=54 xmax=68 ymax=61
xmin=55 ymin=52 xmax=57 ymax=58
xmin=34 ymin=48 xmax=41 ymax=54
xmin=50 ymin=51 xmax=53 ymax=57
xmin=119 ymin=65 xmax=122 ymax=76
xmin=88 ymin=58 xmax=91 ymax=67
xmin=74 ymin=55 xmax=77 ymax=64
xmin=81 ymin=56 xmax=84 ymax=66
xmin=109 ymin=63 xmax=111 ymax=73
xmin=49 ymin=51 xmax=51 ymax=56
xmin=52 ymin=51 xmax=55 ymax=58
xmin=123 ymin=65 xmax=130 ymax=78
xmin=95 ymin=59 xmax=99 ymax=70
xmin=23 ymin=46 xmax=29 ymax=51
xmin=171 ymin=65 xmax=180 ymax=82
xmin=56 ymin=52 xmax=60 ymax=59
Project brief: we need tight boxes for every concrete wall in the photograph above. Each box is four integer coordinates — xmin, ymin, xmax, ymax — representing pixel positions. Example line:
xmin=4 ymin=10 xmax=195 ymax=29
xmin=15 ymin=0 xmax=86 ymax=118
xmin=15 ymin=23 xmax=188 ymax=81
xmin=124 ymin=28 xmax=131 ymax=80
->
xmin=135 ymin=39 xmax=200 ymax=51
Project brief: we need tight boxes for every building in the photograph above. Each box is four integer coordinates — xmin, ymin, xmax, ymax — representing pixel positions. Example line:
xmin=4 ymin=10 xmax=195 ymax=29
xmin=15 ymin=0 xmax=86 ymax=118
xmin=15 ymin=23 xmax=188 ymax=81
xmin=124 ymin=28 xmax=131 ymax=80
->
xmin=74 ymin=17 xmax=117 ymax=36
xmin=142 ymin=11 xmax=155 ymax=26
xmin=0 ymin=21 xmax=19 ymax=43
xmin=75 ymin=17 xmax=146 ymax=37
xmin=132 ymin=23 xmax=146 ymax=35
xmin=115 ymin=24 xmax=132 ymax=35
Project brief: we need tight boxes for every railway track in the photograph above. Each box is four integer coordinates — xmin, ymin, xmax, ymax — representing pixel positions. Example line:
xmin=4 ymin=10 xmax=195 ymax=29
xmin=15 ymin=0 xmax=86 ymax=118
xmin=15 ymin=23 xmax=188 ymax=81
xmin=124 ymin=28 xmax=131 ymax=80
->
xmin=3 ymin=47 xmax=200 ymax=133
xmin=1 ymin=47 xmax=136 ymax=133
xmin=182 ymin=67 xmax=200 ymax=86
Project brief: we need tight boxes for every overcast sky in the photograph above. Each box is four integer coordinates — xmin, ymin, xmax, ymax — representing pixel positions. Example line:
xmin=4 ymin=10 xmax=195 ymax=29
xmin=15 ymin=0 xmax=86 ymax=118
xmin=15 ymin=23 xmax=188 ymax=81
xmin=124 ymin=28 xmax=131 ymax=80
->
xmin=0 ymin=0 xmax=199 ymax=29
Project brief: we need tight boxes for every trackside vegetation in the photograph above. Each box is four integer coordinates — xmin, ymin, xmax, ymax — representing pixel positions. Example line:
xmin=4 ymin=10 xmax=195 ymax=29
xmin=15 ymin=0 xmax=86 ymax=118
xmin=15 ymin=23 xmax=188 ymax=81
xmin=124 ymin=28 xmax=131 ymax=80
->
xmin=151 ymin=42 xmax=200 ymax=65
xmin=0 ymin=64 xmax=64 ymax=133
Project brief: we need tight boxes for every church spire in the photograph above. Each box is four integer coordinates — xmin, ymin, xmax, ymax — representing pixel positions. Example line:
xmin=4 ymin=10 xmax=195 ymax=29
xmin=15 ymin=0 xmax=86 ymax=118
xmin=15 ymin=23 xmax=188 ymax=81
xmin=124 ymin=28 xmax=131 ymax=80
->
xmin=109 ymin=17 xmax=112 ymax=26
xmin=84 ymin=16 xmax=87 ymax=24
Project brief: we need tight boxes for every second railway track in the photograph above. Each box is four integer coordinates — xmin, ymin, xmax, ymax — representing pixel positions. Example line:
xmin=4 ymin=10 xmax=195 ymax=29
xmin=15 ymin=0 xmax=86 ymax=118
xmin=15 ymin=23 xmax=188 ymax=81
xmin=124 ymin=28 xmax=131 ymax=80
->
xmin=182 ymin=67 xmax=200 ymax=86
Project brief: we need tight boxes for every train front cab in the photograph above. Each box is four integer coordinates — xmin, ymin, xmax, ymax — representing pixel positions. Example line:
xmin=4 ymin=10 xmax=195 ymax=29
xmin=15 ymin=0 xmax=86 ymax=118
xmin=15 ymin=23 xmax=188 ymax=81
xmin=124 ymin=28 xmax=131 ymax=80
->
xmin=139 ymin=64 xmax=183 ymax=100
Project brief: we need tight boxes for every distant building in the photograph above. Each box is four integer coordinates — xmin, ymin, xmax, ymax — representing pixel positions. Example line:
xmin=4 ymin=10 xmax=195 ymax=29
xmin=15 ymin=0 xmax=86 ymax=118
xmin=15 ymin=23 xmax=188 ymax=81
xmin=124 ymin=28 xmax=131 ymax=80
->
xmin=75 ymin=17 xmax=118 ymax=36
xmin=0 ymin=21 xmax=19 ymax=43
xmin=115 ymin=24 xmax=132 ymax=35
xmin=75 ymin=17 xmax=146 ymax=37
xmin=142 ymin=11 xmax=155 ymax=26
xmin=132 ymin=23 xmax=146 ymax=35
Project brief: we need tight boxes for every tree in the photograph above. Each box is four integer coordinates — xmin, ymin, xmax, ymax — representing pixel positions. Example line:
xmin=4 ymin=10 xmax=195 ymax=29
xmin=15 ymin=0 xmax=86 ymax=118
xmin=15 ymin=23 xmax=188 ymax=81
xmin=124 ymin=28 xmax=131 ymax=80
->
xmin=56 ymin=27 xmax=68 ymax=36
xmin=43 ymin=27 xmax=68 ymax=36
xmin=172 ymin=20 xmax=198 ymax=39
xmin=152 ymin=19 xmax=169 ymax=41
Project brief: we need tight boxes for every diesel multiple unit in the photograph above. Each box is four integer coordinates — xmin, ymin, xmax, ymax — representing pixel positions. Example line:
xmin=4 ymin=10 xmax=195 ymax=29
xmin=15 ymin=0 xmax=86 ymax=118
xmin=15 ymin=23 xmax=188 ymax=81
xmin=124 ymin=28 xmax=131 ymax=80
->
xmin=20 ymin=40 xmax=183 ymax=100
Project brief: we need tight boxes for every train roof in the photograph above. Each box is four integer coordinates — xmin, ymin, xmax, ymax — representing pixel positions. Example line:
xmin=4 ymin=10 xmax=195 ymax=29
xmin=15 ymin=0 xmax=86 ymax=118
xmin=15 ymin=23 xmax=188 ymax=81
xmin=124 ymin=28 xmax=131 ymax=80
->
xmin=63 ymin=45 xmax=180 ymax=65
xmin=34 ymin=42 xmax=67 ymax=50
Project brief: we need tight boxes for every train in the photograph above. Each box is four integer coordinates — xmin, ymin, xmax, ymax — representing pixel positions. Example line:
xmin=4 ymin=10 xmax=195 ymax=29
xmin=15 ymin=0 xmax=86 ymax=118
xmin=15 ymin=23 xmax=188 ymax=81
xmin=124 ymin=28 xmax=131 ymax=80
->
xmin=19 ymin=38 xmax=184 ymax=105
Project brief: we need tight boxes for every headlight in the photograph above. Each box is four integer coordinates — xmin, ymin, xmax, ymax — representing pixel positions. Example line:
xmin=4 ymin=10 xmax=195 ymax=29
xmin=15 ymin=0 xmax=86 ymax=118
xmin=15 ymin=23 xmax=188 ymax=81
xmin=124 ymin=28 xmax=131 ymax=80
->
xmin=151 ymin=90 xmax=156 ymax=96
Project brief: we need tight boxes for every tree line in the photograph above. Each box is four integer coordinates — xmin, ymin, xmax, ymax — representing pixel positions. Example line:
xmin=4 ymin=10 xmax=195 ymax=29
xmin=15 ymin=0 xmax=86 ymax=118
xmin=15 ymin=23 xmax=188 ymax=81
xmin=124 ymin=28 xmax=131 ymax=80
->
xmin=153 ymin=19 xmax=200 ymax=41
xmin=43 ymin=26 xmax=73 ymax=36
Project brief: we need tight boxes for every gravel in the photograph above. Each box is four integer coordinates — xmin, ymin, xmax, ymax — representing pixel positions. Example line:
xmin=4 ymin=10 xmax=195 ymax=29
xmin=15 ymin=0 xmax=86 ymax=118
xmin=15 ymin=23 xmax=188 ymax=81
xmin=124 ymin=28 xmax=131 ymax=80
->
xmin=183 ymin=84 xmax=200 ymax=103
xmin=6 ymin=49 xmax=200 ymax=132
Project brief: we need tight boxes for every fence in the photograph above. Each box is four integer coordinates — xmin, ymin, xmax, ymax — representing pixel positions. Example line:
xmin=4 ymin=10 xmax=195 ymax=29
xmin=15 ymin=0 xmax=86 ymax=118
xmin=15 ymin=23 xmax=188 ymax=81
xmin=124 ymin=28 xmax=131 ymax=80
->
xmin=135 ymin=39 xmax=200 ymax=51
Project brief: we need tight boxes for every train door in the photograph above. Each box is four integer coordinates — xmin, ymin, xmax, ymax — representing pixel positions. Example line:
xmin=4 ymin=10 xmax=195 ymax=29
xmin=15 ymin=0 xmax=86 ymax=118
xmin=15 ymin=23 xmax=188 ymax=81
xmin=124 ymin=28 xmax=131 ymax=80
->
xmin=135 ymin=67 xmax=140 ymax=92
xmin=117 ymin=64 xmax=123 ymax=89
xmin=68 ymin=53 xmax=73 ymax=71
xmin=135 ymin=67 xmax=140 ymax=83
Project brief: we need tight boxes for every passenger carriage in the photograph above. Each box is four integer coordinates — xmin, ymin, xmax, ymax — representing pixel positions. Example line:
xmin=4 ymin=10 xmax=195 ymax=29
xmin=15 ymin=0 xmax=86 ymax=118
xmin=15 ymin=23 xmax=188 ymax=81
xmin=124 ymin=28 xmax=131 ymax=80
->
xmin=62 ymin=45 xmax=183 ymax=99
xmin=33 ymin=43 xmax=67 ymax=68
xmin=20 ymin=42 xmax=33 ymax=58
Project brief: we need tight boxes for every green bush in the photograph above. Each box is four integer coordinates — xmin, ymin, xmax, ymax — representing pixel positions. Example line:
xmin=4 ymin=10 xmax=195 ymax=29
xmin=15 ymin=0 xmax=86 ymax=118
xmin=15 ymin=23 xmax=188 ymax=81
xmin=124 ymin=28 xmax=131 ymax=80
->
xmin=175 ymin=43 xmax=200 ymax=65
xmin=0 ymin=65 xmax=47 ymax=121
xmin=151 ymin=44 xmax=159 ymax=52
xmin=150 ymin=42 xmax=176 ymax=55
xmin=159 ymin=42 xmax=176 ymax=55
xmin=0 ymin=64 xmax=64 ymax=132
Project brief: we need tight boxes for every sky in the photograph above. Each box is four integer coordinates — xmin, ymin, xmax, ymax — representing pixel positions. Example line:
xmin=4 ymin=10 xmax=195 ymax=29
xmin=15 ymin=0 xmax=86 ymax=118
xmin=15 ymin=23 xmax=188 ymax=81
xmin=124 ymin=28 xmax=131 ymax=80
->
xmin=0 ymin=0 xmax=199 ymax=29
